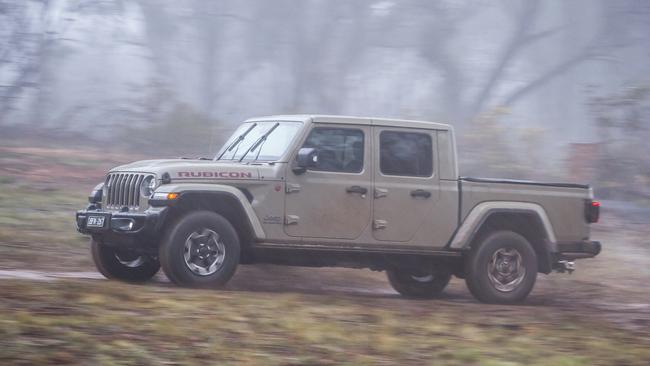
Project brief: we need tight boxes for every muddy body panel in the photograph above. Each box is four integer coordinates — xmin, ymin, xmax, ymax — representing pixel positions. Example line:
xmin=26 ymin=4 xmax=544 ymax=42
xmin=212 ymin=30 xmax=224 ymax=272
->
xmin=459 ymin=178 xmax=592 ymax=244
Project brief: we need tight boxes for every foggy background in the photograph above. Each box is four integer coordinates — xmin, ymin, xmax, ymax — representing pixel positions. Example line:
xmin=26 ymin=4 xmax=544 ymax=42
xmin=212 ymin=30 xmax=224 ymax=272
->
xmin=2 ymin=3 xmax=650 ymax=364
xmin=1 ymin=0 xmax=649 ymax=199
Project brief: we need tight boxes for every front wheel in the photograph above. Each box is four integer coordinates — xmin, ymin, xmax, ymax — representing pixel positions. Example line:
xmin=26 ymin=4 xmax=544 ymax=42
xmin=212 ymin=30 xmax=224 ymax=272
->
xmin=159 ymin=211 xmax=240 ymax=287
xmin=465 ymin=231 xmax=538 ymax=304
xmin=387 ymin=269 xmax=451 ymax=298
xmin=91 ymin=239 xmax=160 ymax=282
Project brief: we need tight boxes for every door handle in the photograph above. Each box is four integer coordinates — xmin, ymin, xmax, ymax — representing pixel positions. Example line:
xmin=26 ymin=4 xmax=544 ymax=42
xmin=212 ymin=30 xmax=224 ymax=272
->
xmin=410 ymin=189 xmax=431 ymax=198
xmin=346 ymin=185 xmax=368 ymax=195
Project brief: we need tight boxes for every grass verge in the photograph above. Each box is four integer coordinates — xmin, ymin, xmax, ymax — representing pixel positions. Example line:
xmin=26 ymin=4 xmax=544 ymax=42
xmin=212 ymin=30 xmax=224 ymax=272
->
xmin=0 ymin=279 xmax=649 ymax=365
xmin=0 ymin=141 xmax=148 ymax=270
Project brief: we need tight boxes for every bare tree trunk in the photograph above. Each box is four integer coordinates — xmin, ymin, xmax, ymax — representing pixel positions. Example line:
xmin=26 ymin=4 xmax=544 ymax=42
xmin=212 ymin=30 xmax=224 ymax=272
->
xmin=466 ymin=0 xmax=541 ymax=121
xmin=501 ymin=50 xmax=593 ymax=107
xmin=0 ymin=1 xmax=40 ymax=124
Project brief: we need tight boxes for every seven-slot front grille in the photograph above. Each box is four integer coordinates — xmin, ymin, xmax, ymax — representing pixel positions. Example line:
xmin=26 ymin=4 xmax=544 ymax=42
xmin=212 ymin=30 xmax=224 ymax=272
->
xmin=105 ymin=173 xmax=148 ymax=209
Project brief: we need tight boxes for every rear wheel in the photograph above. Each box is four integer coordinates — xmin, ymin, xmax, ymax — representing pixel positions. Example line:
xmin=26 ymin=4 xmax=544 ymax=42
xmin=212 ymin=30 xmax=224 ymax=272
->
xmin=387 ymin=269 xmax=451 ymax=298
xmin=465 ymin=231 xmax=538 ymax=304
xmin=159 ymin=211 xmax=240 ymax=287
xmin=91 ymin=239 xmax=160 ymax=282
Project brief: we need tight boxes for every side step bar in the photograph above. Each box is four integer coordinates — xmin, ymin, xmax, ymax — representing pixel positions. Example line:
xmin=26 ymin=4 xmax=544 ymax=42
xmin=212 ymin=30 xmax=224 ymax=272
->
xmin=253 ymin=242 xmax=463 ymax=257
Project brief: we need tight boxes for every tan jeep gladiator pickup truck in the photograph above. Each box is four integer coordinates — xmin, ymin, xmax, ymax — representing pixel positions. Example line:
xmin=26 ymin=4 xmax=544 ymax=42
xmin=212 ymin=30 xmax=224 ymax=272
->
xmin=76 ymin=115 xmax=601 ymax=304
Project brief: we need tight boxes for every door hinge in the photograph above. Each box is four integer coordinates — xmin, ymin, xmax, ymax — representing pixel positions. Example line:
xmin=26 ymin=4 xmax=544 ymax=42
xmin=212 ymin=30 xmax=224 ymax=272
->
xmin=286 ymin=183 xmax=301 ymax=193
xmin=285 ymin=215 xmax=300 ymax=225
xmin=373 ymin=219 xmax=387 ymax=230
xmin=374 ymin=188 xmax=388 ymax=199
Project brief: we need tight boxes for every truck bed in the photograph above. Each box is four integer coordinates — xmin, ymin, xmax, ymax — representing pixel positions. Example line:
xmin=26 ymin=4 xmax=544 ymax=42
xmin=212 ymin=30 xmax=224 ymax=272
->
xmin=458 ymin=177 xmax=592 ymax=243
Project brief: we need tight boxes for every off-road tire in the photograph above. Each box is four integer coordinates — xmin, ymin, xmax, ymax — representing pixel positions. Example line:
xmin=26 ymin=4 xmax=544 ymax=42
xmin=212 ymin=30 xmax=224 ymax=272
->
xmin=159 ymin=211 xmax=240 ymax=287
xmin=91 ymin=239 xmax=160 ymax=282
xmin=465 ymin=230 xmax=538 ymax=304
xmin=387 ymin=269 xmax=452 ymax=299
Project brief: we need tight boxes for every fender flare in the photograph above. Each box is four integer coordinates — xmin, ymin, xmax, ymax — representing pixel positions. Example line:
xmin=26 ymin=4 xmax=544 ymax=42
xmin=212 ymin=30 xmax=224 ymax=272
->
xmin=449 ymin=201 xmax=557 ymax=251
xmin=154 ymin=183 xmax=266 ymax=240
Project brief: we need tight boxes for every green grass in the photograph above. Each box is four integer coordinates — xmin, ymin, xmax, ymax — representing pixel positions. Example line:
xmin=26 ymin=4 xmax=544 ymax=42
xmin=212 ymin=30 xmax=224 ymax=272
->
xmin=0 ymin=141 xmax=147 ymax=270
xmin=0 ymin=181 xmax=92 ymax=269
xmin=0 ymin=279 xmax=648 ymax=365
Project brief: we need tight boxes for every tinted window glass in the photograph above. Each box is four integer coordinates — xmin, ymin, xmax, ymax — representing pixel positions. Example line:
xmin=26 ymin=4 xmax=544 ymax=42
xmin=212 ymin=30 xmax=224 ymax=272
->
xmin=380 ymin=131 xmax=433 ymax=177
xmin=302 ymin=128 xmax=364 ymax=173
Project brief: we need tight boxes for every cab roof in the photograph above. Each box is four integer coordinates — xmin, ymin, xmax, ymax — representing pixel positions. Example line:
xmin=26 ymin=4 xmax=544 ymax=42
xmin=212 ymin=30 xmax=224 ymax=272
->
xmin=244 ymin=114 xmax=452 ymax=131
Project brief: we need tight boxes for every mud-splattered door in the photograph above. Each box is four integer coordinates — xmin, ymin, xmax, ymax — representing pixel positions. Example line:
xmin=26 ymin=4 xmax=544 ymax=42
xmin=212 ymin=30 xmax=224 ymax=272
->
xmin=371 ymin=127 xmax=441 ymax=244
xmin=284 ymin=124 xmax=372 ymax=239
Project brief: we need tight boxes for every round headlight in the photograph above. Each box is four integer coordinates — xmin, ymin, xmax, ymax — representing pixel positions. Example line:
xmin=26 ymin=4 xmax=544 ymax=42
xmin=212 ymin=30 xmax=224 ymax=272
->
xmin=140 ymin=175 xmax=158 ymax=197
xmin=88 ymin=182 xmax=104 ymax=203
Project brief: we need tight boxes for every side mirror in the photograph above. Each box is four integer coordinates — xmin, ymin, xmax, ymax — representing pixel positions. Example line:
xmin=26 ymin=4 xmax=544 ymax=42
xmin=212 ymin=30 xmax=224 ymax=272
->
xmin=293 ymin=148 xmax=318 ymax=174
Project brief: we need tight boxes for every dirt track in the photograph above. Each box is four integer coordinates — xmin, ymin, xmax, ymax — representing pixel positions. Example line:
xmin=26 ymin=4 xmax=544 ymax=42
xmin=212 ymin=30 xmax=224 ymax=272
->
xmin=0 ymin=141 xmax=648 ymax=337
xmin=2 ymin=218 xmax=649 ymax=337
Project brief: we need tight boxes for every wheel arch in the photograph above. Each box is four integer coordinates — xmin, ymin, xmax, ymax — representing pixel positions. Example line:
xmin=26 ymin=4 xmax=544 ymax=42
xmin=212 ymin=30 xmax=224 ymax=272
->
xmin=156 ymin=184 xmax=265 ymax=254
xmin=449 ymin=202 xmax=556 ymax=274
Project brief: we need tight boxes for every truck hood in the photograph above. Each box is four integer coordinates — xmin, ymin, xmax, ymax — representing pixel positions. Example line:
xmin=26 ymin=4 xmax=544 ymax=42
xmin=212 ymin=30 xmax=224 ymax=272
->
xmin=110 ymin=159 xmax=279 ymax=181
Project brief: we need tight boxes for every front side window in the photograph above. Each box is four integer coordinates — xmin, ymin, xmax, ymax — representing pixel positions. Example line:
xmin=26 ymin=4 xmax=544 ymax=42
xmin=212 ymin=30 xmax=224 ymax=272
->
xmin=302 ymin=127 xmax=364 ymax=173
xmin=217 ymin=121 xmax=303 ymax=161
xmin=380 ymin=131 xmax=433 ymax=177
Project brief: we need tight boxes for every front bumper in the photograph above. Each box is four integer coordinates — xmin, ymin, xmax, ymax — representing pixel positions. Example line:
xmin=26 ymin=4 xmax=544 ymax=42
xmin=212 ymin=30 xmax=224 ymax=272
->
xmin=76 ymin=206 xmax=168 ymax=235
xmin=556 ymin=240 xmax=602 ymax=260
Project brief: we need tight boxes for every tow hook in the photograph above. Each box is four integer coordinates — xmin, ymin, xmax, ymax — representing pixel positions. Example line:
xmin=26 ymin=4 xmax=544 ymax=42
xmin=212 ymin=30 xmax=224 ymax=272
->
xmin=555 ymin=260 xmax=575 ymax=274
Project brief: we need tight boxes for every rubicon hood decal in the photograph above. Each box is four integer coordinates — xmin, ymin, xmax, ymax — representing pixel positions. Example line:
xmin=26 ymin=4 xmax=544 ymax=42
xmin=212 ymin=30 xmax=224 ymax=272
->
xmin=108 ymin=158 xmax=285 ymax=181
xmin=110 ymin=159 xmax=262 ymax=179
xmin=177 ymin=171 xmax=254 ymax=179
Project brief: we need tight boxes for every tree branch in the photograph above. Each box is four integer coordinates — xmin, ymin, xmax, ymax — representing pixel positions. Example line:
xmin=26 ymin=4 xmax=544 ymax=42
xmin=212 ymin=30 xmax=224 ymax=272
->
xmin=500 ymin=50 xmax=593 ymax=107
xmin=466 ymin=0 xmax=542 ymax=120
xmin=521 ymin=26 xmax=564 ymax=44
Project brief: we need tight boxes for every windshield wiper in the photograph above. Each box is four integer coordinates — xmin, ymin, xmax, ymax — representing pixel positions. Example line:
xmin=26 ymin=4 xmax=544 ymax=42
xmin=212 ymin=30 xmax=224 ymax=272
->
xmin=238 ymin=122 xmax=280 ymax=162
xmin=216 ymin=123 xmax=257 ymax=160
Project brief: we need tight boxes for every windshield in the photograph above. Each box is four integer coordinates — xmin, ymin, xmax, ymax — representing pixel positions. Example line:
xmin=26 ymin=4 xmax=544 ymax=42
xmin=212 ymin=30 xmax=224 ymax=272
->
xmin=216 ymin=121 xmax=303 ymax=161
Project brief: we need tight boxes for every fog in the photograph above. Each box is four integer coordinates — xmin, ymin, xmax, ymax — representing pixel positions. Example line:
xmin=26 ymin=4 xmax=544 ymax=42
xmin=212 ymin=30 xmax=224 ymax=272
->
xmin=1 ymin=0 xmax=649 ymax=191
xmin=2 ymin=2 xmax=650 ymax=364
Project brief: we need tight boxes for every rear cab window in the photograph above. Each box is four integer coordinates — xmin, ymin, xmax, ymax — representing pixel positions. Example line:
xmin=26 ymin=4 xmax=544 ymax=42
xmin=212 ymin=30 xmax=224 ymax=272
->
xmin=379 ymin=131 xmax=433 ymax=177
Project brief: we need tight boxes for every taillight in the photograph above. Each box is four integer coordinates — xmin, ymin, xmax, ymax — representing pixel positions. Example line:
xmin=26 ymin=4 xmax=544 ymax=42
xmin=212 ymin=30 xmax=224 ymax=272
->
xmin=585 ymin=200 xmax=600 ymax=223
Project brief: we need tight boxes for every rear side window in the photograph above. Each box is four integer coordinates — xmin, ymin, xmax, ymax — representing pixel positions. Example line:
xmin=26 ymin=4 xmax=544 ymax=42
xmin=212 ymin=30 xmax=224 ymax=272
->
xmin=380 ymin=131 xmax=433 ymax=177
xmin=302 ymin=127 xmax=364 ymax=173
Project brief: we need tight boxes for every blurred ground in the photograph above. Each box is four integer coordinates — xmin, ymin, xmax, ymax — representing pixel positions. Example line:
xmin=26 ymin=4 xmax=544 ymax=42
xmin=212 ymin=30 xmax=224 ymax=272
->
xmin=1 ymin=139 xmax=649 ymax=364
